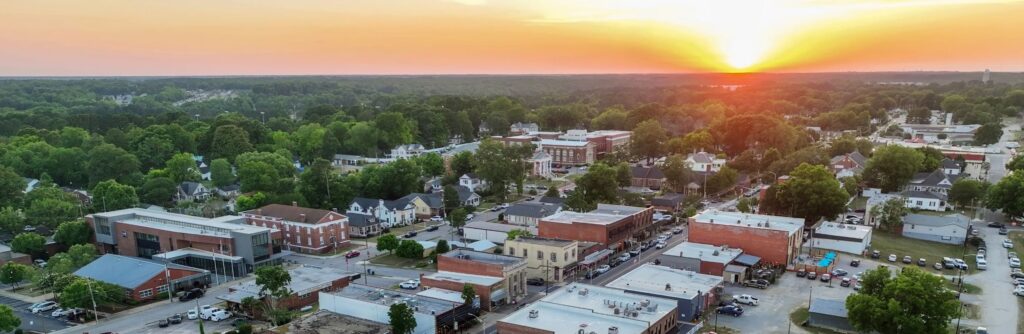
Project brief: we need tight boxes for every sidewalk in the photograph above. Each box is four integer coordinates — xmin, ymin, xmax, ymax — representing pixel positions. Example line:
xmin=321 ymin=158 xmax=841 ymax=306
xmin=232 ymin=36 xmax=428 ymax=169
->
xmin=0 ymin=288 xmax=52 ymax=303
xmin=286 ymin=243 xmax=370 ymax=259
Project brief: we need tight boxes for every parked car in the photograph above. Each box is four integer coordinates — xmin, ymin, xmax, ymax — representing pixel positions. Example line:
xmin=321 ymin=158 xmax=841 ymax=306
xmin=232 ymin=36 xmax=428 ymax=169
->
xmin=671 ymin=227 xmax=683 ymax=234
xmin=1012 ymin=271 xmax=1024 ymax=279
xmin=609 ymin=258 xmax=624 ymax=268
xmin=618 ymin=253 xmax=631 ymax=262
xmin=1009 ymin=251 xmax=1018 ymax=259
xmin=831 ymin=269 xmax=848 ymax=277
xmin=732 ymin=294 xmax=759 ymax=306
xmin=716 ymin=305 xmax=744 ymax=317
xmin=399 ymin=279 xmax=420 ymax=289
xmin=430 ymin=216 xmax=443 ymax=222
xmin=840 ymin=277 xmax=852 ymax=287
xmin=796 ymin=269 xmax=807 ymax=277
xmin=807 ymin=272 xmax=818 ymax=280
xmin=199 ymin=306 xmax=218 ymax=320
xmin=871 ymin=250 xmax=880 ymax=259
xmin=1000 ymin=228 xmax=1009 ymax=235
xmin=820 ymin=273 xmax=832 ymax=282
xmin=902 ymin=255 xmax=912 ymax=264
xmin=854 ymin=282 xmax=863 ymax=290
xmin=526 ymin=278 xmax=545 ymax=286
xmin=426 ymin=225 xmax=439 ymax=232
xmin=954 ymin=259 xmax=968 ymax=270
xmin=1004 ymin=239 xmax=1014 ymax=248
xmin=977 ymin=259 xmax=987 ymax=270
xmin=187 ymin=309 xmax=199 ymax=320
xmin=1013 ymin=278 xmax=1024 ymax=286
xmin=742 ymin=279 xmax=770 ymax=289
xmin=850 ymin=259 xmax=860 ymax=267
xmin=168 ymin=313 xmax=183 ymax=324
xmin=179 ymin=288 xmax=204 ymax=302
xmin=1011 ymin=258 xmax=1021 ymax=268
xmin=852 ymin=272 xmax=862 ymax=281
xmin=51 ymin=308 xmax=75 ymax=317
xmin=29 ymin=301 xmax=58 ymax=314
xmin=888 ymin=254 xmax=897 ymax=262
xmin=33 ymin=259 xmax=47 ymax=268
xmin=595 ymin=265 xmax=611 ymax=274
xmin=1015 ymin=285 xmax=1024 ymax=297
xmin=988 ymin=222 xmax=1005 ymax=228
xmin=345 ymin=251 xmax=361 ymax=259
xmin=933 ymin=262 xmax=943 ymax=270
xmin=629 ymin=248 xmax=642 ymax=256
xmin=655 ymin=241 xmax=667 ymax=249
xmin=209 ymin=310 xmax=232 ymax=322
xmin=466 ymin=214 xmax=475 ymax=220
xmin=158 ymin=319 xmax=170 ymax=328
xmin=404 ymin=231 xmax=418 ymax=238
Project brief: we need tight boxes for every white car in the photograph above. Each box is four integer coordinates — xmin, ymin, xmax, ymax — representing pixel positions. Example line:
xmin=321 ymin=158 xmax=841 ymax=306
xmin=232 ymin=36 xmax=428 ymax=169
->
xmin=466 ymin=214 xmax=475 ymax=220
xmin=732 ymin=294 xmax=759 ymax=306
xmin=197 ymin=305 xmax=215 ymax=319
xmin=655 ymin=241 xmax=667 ymax=249
xmin=1014 ymin=285 xmax=1024 ymax=297
xmin=1004 ymin=240 xmax=1015 ymax=248
xmin=29 ymin=301 xmax=57 ymax=314
xmin=187 ymin=309 xmax=199 ymax=320
xmin=430 ymin=216 xmax=443 ymax=222
xmin=1011 ymin=258 xmax=1021 ymax=268
xmin=887 ymin=254 xmax=898 ymax=262
xmin=618 ymin=253 xmax=631 ymax=262
xmin=1013 ymin=278 xmax=1024 ymax=286
xmin=977 ymin=259 xmax=988 ymax=270
xmin=399 ymin=279 xmax=420 ymax=290
xmin=595 ymin=265 xmax=611 ymax=274
xmin=209 ymin=309 xmax=232 ymax=322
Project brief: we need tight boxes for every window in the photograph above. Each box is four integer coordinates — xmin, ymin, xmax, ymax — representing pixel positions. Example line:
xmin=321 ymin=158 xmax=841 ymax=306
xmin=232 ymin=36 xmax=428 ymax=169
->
xmin=139 ymin=289 xmax=153 ymax=299
xmin=536 ymin=250 xmax=543 ymax=260
xmin=156 ymin=285 xmax=169 ymax=293
xmin=564 ymin=252 xmax=569 ymax=261
xmin=508 ymin=248 xmax=515 ymax=256
xmin=550 ymin=252 xmax=557 ymax=262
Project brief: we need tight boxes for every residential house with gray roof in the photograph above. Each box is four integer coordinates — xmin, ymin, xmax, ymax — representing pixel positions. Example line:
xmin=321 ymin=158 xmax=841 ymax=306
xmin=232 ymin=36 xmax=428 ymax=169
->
xmin=902 ymin=213 xmax=972 ymax=245
xmin=506 ymin=202 xmax=562 ymax=227
xmin=347 ymin=197 xmax=416 ymax=228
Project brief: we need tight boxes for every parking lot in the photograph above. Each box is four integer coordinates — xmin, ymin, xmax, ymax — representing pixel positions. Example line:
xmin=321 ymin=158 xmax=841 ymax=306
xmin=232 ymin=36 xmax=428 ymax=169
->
xmin=0 ymin=295 xmax=75 ymax=333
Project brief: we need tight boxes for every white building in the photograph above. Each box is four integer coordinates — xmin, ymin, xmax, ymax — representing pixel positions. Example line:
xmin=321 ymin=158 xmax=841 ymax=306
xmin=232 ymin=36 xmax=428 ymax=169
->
xmin=528 ymin=149 xmax=552 ymax=178
xmin=606 ymin=264 xmax=724 ymax=322
xmin=463 ymin=221 xmax=537 ymax=245
xmin=901 ymin=191 xmax=948 ymax=212
xmin=389 ymin=144 xmax=426 ymax=159
xmin=319 ymin=284 xmax=464 ymax=334
xmin=459 ymin=173 xmax=487 ymax=192
xmin=496 ymin=283 xmax=679 ymax=334
xmin=810 ymin=223 xmax=873 ymax=255
xmin=902 ymin=213 xmax=972 ymax=245
xmin=685 ymin=151 xmax=726 ymax=173
xmin=347 ymin=198 xmax=416 ymax=228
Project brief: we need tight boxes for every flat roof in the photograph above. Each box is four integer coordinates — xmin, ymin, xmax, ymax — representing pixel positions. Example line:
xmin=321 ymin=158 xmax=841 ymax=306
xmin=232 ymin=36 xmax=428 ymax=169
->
xmin=218 ymin=266 xmax=356 ymax=303
xmin=539 ymin=139 xmax=592 ymax=147
xmin=661 ymin=242 xmax=742 ymax=264
xmin=465 ymin=221 xmax=538 ymax=233
xmin=606 ymin=264 xmax=723 ymax=300
xmin=91 ymin=208 xmax=269 ymax=237
xmin=591 ymin=204 xmax=647 ymax=216
xmin=441 ymin=249 xmax=524 ymax=267
xmin=153 ymin=247 xmax=243 ymax=262
xmin=542 ymin=284 xmax=676 ymax=324
xmin=542 ymin=211 xmax=628 ymax=226
xmin=809 ymin=298 xmax=849 ymax=318
xmin=508 ymin=237 xmax=576 ymax=247
xmin=424 ymin=271 xmax=503 ymax=286
xmin=416 ymin=288 xmax=465 ymax=304
xmin=499 ymin=300 xmax=650 ymax=334
xmin=814 ymin=223 xmax=872 ymax=240
xmin=693 ymin=210 xmax=804 ymax=235
xmin=331 ymin=284 xmax=459 ymax=316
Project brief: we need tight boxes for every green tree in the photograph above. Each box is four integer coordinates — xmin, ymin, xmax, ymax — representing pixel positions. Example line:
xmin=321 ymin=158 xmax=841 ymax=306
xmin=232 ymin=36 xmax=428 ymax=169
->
xmin=736 ymin=197 xmax=754 ymax=213
xmin=916 ymin=147 xmax=946 ymax=172
xmin=414 ymin=153 xmax=445 ymax=177
xmin=396 ymin=240 xmax=424 ymax=259
xmin=974 ymin=123 xmax=1003 ymax=145
xmin=575 ymin=163 xmax=621 ymax=205
xmin=54 ymin=220 xmax=92 ymax=247
xmin=435 ymin=240 xmax=450 ymax=254
xmin=24 ymin=186 xmax=79 ymax=228
xmin=210 ymin=158 xmax=235 ymax=187
xmin=986 ymin=171 xmax=1024 ymax=218
xmin=829 ymin=136 xmax=873 ymax=157
xmin=846 ymin=266 xmax=959 ymax=334
xmin=564 ymin=190 xmax=595 ymax=212
xmin=631 ymin=120 xmax=667 ymax=163
xmin=614 ymin=163 xmax=632 ymax=188
xmin=376 ymin=234 xmax=400 ymax=254
xmin=461 ymin=283 xmax=476 ymax=305
xmin=0 ymin=305 xmax=20 ymax=332
xmin=236 ymin=152 xmax=295 ymax=193
xmin=388 ymin=302 xmax=417 ymax=334
xmin=449 ymin=151 xmax=474 ymax=177
xmin=374 ymin=112 xmax=416 ymax=151
xmin=774 ymin=164 xmax=849 ymax=224
xmin=705 ymin=166 xmax=739 ymax=194
xmin=298 ymin=159 xmax=356 ymax=210
xmin=254 ymin=265 xmax=293 ymax=325
xmin=11 ymin=233 xmax=45 ymax=257
xmin=591 ymin=108 xmax=628 ymax=130
xmin=840 ymin=176 xmax=861 ymax=197
xmin=449 ymin=208 xmax=468 ymax=229
xmin=0 ymin=262 xmax=31 ymax=290
xmin=235 ymin=192 xmax=269 ymax=212
xmin=680 ymin=130 xmax=715 ymax=154
xmin=506 ymin=229 xmax=534 ymax=240
xmin=1007 ymin=154 xmax=1024 ymax=172
xmin=210 ymin=125 xmax=255 ymax=163
xmin=661 ymin=155 xmax=692 ymax=193
xmin=443 ymin=185 xmax=461 ymax=212
xmin=0 ymin=207 xmax=25 ymax=234
xmin=92 ymin=180 xmax=139 ymax=211
xmin=165 ymin=153 xmax=200 ymax=183
xmin=871 ymin=198 xmax=908 ymax=232
xmin=59 ymin=278 xmax=124 ymax=310
xmin=863 ymin=145 xmax=924 ymax=192
xmin=543 ymin=187 xmax=560 ymax=198
xmin=474 ymin=140 xmax=532 ymax=201
xmin=139 ymin=176 xmax=177 ymax=206
xmin=948 ymin=179 xmax=988 ymax=208
xmin=86 ymin=144 xmax=141 ymax=187
xmin=0 ymin=166 xmax=25 ymax=208
xmin=66 ymin=244 xmax=98 ymax=268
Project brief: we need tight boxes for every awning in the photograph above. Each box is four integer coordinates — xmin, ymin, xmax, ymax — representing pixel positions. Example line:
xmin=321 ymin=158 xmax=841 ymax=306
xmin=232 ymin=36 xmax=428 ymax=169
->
xmin=580 ymin=249 xmax=613 ymax=265
xmin=734 ymin=254 xmax=761 ymax=267
xmin=490 ymin=288 xmax=507 ymax=303
xmin=724 ymin=264 xmax=748 ymax=273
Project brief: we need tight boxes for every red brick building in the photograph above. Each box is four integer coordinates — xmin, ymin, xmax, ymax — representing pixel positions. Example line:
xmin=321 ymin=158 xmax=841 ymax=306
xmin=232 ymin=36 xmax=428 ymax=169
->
xmin=217 ymin=266 xmax=355 ymax=314
xmin=687 ymin=210 xmax=805 ymax=266
xmin=421 ymin=249 xmax=527 ymax=311
xmin=242 ymin=204 xmax=349 ymax=254
xmin=538 ymin=204 xmax=654 ymax=251
xmin=73 ymin=254 xmax=210 ymax=301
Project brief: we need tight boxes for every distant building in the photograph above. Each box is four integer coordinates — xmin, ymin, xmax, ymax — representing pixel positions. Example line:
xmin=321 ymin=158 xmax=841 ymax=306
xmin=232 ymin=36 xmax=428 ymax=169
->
xmin=811 ymin=222 xmax=873 ymax=255
xmin=242 ymin=204 xmax=349 ymax=254
xmin=901 ymin=191 xmax=948 ymax=212
xmin=630 ymin=165 xmax=666 ymax=189
xmin=389 ymin=144 xmax=426 ymax=159
xmin=347 ymin=197 xmax=416 ymax=228
xmin=901 ymin=213 xmax=972 ymax=245
xmin=75 ymin=254 xmax=210 ymax=301
xmin=496 ymin=283 xmax=678 ymax=334
xmin=905 ymin=170 xmax=959 ymax=195
xmin=459 ymin=173 xmax=487 ymax=192
xmin=656 ymin=242 xmax=743 ymax=276
xmin=217 ymin=265 xmax=356 ymax=313
xmin=527 ymin=149 xmax=553 ymax=178
xmin=685 ymin=151 xmax=726 ymax=173
xmin=688 ymin=210 xmax=805 ymax=265
xmin=462 ymin=221 xmax=537 ymax=245
xmin=606 ymin=264 xmax=724 ymax=322
xmin=421 ymin=249 xmax=528 ymax=311
xmin=505 ymin=202 xmax=562 ymax=227
xmin=808 ymin=298 xmax=855 ymax=332
xmin=319 ymin=284 xmax=477 ymax=334
xmin=829 ymin=151 xmax=868 ymax=178
xmin=651 ymin=193 xmax=685 ymax=212
xmin=175 ymin=181 xmax=210 ymax=202
xmin=504 ymin=237 xmax=578 ymax=282
xmin=22 ymin=178 xmax=39 ymax=193
xmin=983 ymin=69 xmax=991 ymax=83
xmin=539 ymin=204 xmax=655 ymax=251
xmin=509 ymin=122 xmax=539 ymax=135
xmin=345 ymin=212 xmax=383 ymax=237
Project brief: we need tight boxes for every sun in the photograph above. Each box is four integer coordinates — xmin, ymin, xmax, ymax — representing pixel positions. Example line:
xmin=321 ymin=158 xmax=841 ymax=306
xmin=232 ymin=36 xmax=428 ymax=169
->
xmin=722 ymin=41 xmax=762 ymax=71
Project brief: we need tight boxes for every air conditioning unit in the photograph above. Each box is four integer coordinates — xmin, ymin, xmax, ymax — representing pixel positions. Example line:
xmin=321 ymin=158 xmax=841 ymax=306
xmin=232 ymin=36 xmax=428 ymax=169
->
xmin=609 ymin=326 xmax=619 ymax=334
xmin=529 ymin=310 xmax=539 ymax=318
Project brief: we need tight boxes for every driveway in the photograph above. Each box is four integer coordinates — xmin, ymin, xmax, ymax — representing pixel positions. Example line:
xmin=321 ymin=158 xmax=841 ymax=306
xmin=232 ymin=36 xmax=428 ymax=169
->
xmin=965 ymin=229 xmax=1019 ymax=333
xmin=0 ymin=295 xmax=75 ymax=333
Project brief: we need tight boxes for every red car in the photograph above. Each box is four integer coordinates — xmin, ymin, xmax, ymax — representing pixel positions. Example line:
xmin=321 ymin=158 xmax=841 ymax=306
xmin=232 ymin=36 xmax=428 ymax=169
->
xmin=345 ymin=251 xmax=361 ymax=259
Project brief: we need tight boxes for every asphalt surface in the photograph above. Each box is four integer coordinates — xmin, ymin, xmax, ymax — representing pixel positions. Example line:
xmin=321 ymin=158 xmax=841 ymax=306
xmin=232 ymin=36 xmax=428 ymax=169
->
xmin=0 ymin=295 xmax=76 ymax=333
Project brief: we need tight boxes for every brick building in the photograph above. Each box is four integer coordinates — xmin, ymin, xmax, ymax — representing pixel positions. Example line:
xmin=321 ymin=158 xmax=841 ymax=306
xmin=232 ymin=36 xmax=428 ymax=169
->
xmin=74 ymin=254 xmax=210 ymax=301
xmin=320 ymin=284 xmax=478 ymax=334
xmin=86 ymin=209 xmax=281 ymax=276
xmin=217 ymin=265 xmax=357 ymax=313
xmin=655 ymin=242 xmax=742 ymax=276
xmin=497 ymin=283 xmax=677 ymax=334
xmin=421 ymin=249 xmax=527 ymax=310
xmin=631 ymin=165 xmax=666 ymax=189
xmin=242 ymin=204 xmax=349 ymax=254
xmin=538 ymin=204 xmax=654 ymax=251
xmin=558 ymin=129 xmax=632 ymax=157
xmin=498 ymin=135 xmax=596 ymax=166
xmin=504 ymin=237 xmax=578 ymax=282
xmin=687 ymin=210 xmax=805 ymax=266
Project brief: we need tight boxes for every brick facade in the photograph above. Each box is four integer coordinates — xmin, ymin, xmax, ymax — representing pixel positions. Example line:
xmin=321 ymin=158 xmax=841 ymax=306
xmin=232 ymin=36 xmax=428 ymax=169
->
xmin=687 ymin=220 xmax=801 ymax=266
xmin=419 ymin=275 xmax=497 ymax=311
xmin=539 ymin=206 xmax=654 ymax=251
xmin=129 ymin=267 xmax=206 ymax=301
xmin=107 ymin=223 xmax=239 ymax=258
xmin=243 ymin=205 xmax=349 ymax=254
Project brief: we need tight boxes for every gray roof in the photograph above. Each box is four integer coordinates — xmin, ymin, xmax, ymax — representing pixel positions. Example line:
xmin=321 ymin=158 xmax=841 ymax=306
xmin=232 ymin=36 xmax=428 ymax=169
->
xmin=909 ymin=170 xmax=959 ymax=188
xmin=456 ymin=186 xmax=477 ymax=203
xmin=539 ymin=196 xmax=565 ymax=205
xmin=652 ymin=193 xmax=684 ymax=207
xmin=178 ymin=181 xmax=205 ymax=196
xmin=506 ymin=202 xmax=560 ymax=218
xmin=351 ymin=197 xmax=410 ymax=211
xmin=809 ymin=298 xmax=848 ymax=318
xmin=901 ymin=190 xmax=946 ymax=201
xmin=399 ymin=193 xmax=443 ymax=209
xmin=74 ymin=254 xmax=205 ymax=289
xmin=903 ymin=213 xmax=971 ymax=229
xmin=941 ymin=159 xmax=962 ymax=169
xmin=688 ymin=151 xmax=716 ymax=164
xmin=441 ymin=249 xmax=525 ymax=267
xmin=345 ymin=212 xmax=379 ymax=227
xmin=218 ymin=184 xmax=240 ymax=192
xmin=630 ymin=165 xmax=664 ymax=179
xmin=734 ymin=254 xmax=761 ymax=266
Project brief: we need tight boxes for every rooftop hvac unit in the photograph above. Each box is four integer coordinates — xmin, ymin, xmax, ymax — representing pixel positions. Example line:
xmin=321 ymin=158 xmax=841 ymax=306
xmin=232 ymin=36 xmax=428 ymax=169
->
xmin=614 ymin=307 xmax=620 ymax=315
xmin=631 ymin=311 xmax=638 ymax=317
xmin=578 ymin=288 xmax=589 ymax=296
xmin=529 ymin=310 xmax=539 ymax=318
xmin=640 ymin=299 xmax=650 ymax=307
xmin=609 ymin=327 xmax=619 ymax=334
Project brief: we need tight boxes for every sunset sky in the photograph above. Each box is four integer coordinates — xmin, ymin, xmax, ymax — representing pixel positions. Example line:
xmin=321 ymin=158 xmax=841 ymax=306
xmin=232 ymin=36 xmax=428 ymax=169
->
xmin=2 ymin=0 xmax=1023 ymax=76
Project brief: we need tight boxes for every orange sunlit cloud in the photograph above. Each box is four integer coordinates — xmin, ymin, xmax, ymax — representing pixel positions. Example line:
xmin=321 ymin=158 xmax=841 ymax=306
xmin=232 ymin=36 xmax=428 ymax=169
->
xmin=1 ymin=0 xmax=1023 ymax=76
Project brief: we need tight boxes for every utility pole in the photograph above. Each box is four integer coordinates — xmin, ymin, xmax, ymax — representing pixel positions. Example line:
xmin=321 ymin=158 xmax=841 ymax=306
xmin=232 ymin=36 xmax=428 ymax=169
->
xmin=164 ymin=265 xmax=174 ymax=303
xmin=86 ymin=279 xmax=99 ymax=324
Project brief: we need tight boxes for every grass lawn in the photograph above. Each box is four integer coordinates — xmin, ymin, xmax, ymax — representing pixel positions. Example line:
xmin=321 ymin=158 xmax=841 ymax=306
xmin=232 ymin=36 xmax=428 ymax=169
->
xmin=476 ymin=202 xmax=496 ymax=211
xmin=789 ymin=307 xmax=845 ymax=334
xmin=526 ymin=177 xmax=566 ymax=190
xmin=7 ymin=283 xmax=48 ymax=297
xmin=869 ymin=231 xmax=977 ymax=275
xmin=850 ymin=196 xmax=867 ymax=211
xmin=369 ymin=253 xmax=435 ymax=269
xmin=945 ymin=281 xmax=982 ymax=295
xmin=364 ymin=224 xmax=422 ymax=243
xmin=697 ymin=326 xmax=739 ymax=334
xmin=961 ymin=303 xmax=981 ymax=320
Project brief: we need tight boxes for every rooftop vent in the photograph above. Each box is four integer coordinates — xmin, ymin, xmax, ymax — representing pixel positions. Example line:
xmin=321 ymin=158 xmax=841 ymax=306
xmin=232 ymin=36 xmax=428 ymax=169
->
xmin=712 ymin=250 xmax=719 ymax=256
xmin=529 ymin=310 xmax=539 ymax=318
xmin=665 ymin=283 xmax=672 ymax=291
xmin=609 ymin=326 xmax=620 ymax=334
xmin=578 ymin=288 xmax=589 ymax=296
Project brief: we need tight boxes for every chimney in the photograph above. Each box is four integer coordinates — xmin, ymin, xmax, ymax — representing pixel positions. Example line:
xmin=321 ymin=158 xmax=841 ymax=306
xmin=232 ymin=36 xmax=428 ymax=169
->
xmin=299 ymin=213 xmax=306 ymax=222
xmin=257 ymin=209 xmax=262 ymax=215
xmin=292 ymin=201 xmax=298 ymax=207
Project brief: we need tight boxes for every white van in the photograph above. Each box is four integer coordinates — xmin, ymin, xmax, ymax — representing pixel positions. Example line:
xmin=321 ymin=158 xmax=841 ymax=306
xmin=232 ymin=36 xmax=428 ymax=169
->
xmin=209 ymin=309 xmax=232 ymax=322
xmin=977 ymin=259 xmax=987 ymax=270
xmin=200 ymin=307 xmax=221 ymax=320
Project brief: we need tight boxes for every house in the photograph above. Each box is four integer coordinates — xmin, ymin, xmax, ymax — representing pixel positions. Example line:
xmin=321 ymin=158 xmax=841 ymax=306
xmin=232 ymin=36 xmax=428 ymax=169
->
xmin=346 ymin=212 xmax=384 ymax=237
xmin=941 ymin=158 xmax=963 ymax=175
xmin=811 ymin=222 xmax=873 ymax=255
xmin=504 ymin=237 xmax=579 ymax=282
xmin=505 ymin=203 xmax=562 ymax=227
xmin=62 ymin=187 xmax=93 ymax=207
xmin=539 ymin=204 xmax=655 ymax=251
xmin=509 ymin=122 xmax=539 ymax=135
xmin=538 ymin=196 xmax=564 ymax=205
xmin=348 ymin=197 xmax=416 ymax=228
xmin=0 ymin=244 xmax=31 ymax=267
xmin=496 ymin=284 xmax=678 ymax=334
xmin=389 ymin=144 xmax=426 ymax=159
xmin=421 ymin=249 xmax=528 ymax=311
xmin=655 ymin=242 xmax=742 ymax=277
xmin=22 ymin=178 xmax=39 ymax=193
xmin=685 ymin=151 xmax=726 ymax=173
xmin=74 ymin=254 xmax=210 ymax=301
xmin=630 ymin=165 xmax=666 ymax=189
xmin=902 ymin=213 xmax=972 ymax=245
xmin=688 ymin=210 xmax=805 ymax=265
xmin=606 ymin=264 xmax=724 ymax=322
xmin=463 ymin=221 xmax=537 ymax=245
xmin=651 ymin=193 xmax=685 ymax=212
xmin=905 ymin=170 xmax=959 ymax=195
xmin=902 ymin=191 xmax=948 ymax=211
xmin=331 ymin=154 xmax=363 ymax=167
xmin=319 ymin=284 xmax=478 ymax=334
xmin=217 ymin=265 xmax=356 ymax=313
xmin=454 ymin=186 xmax=481 ymax=207
xmin=424 ymin=176 xmax=443 ymax=193
xmin=459 ymin=173 xmax=487 ymax=192
xmin=242 ymin=204 xmax=350 ymax=254
xmin=398 ymin=193 xmax=444 ymax=219
xmin=829 ymin=151 xmax=868 ymax=178
xmin=175 ymin=181 xmax=210 ymax=202
xmin=215 ymin=184 xmax=241 ymax=198
xmin=527 ymin=149 xmax=553 ymax=178
xmin=197 ymin=162 xmax=211 ymax=181
xmin=807 ymin=298 xmax=856 ymax=332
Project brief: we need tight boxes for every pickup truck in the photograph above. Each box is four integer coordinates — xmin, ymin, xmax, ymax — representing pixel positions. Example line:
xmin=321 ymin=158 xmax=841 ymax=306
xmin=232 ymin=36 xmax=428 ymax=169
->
xmin=732 ymin=294 xmax=759 ymax=306
xmin=742 ymin=279 xmax=769 ymax=289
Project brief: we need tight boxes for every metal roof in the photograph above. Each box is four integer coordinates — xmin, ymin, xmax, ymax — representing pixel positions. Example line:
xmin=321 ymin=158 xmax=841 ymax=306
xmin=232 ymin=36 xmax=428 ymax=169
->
xmin=903 ymin=213 xmax=971 ymax=229
xmin=661 ymin=242 xmax=742 ymax=264
xmin=809 ymin=298 xmax=849 ymax=318
xmin=733 ymin=254 xmax=761 ymax=267
xmin=74 ymin=254 xmax=206 ymax=289
xmin=506 ymin=202 xmax=561 ymax=218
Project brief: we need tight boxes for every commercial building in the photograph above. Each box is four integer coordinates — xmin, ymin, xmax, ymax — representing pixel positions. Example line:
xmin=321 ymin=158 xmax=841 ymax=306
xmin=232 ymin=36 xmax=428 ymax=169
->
xmin=558 ymin=129 xmax=632 ymax=157
xmin=463 ymin=221 xmax=537 ymax=245
xmin=810 ymin=223 xmax=873 ymax=255
xmin=242 ymin=204 xmax=349 ymax=254
xmin=505 ymin=203 xmax=562 ymax=227
xmin=688 ymin=210 xmax=804 ymax=265
xmin=655 ymin=242 xmax=742 ymax=276
xmin=421 ymin=249 xmax=528 ymax=311
xmin=319 ymin=284 xmax=477 ymax=334
xmin=499 ymin=135 xmax=596 ymax=166
xmin=807 ymin=298 xmax=855 ymax=332
xmin=497 ymin=283 xmax=678 ymax=334
xmin=504 ymin=237 xmax=579 ymax=282
xmin=606 ymin=264 xmax=723 ymax=322
xmin=539 ymin=204 xmax=654 ymax=251
xmin=901 ymin=213 xmax=972 ymax=245
xmin=86 ymin=209 xmax=281 ymax=275
xmin=74 ymin=254 xmax=210 ymax=301
xmin=218 ymin=265 xmax=356 ymax=313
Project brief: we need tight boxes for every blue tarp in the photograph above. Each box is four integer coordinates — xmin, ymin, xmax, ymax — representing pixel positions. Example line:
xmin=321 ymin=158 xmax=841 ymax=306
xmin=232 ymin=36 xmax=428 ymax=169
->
xmin=817 ymin=252 xmax=837 ymax=267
